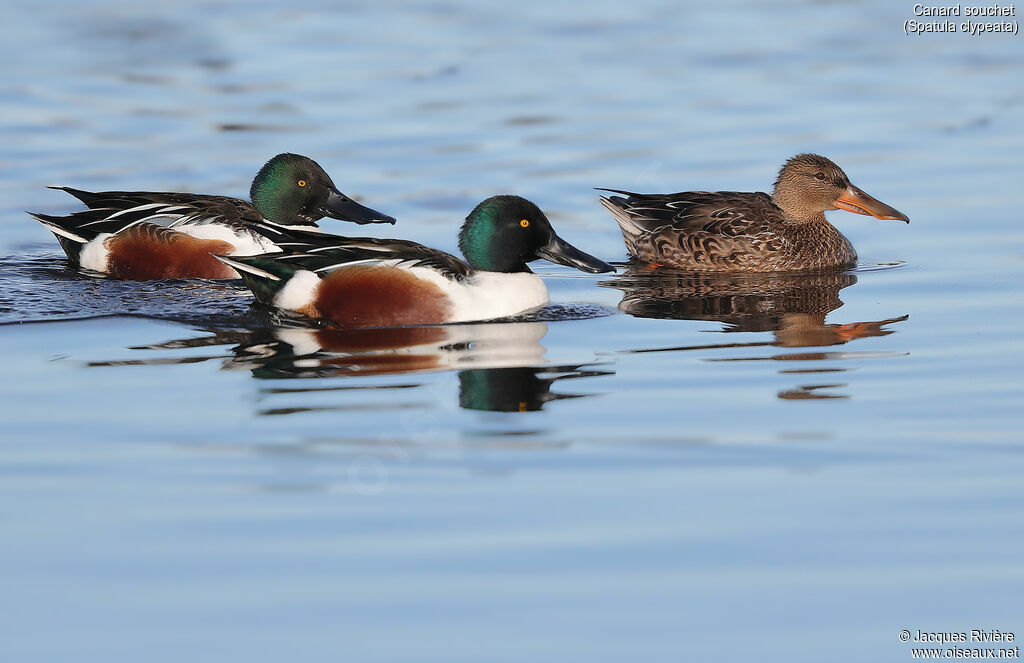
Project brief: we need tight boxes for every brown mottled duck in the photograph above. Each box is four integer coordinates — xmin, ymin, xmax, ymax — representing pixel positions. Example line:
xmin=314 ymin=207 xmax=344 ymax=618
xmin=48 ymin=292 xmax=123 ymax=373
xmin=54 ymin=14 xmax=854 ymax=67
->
xmin=599 ymin=153 xmax=909 ymax=272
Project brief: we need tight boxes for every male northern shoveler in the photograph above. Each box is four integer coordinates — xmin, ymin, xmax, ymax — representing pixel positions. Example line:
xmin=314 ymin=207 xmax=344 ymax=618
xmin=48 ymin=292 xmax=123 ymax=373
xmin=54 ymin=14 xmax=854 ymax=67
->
xmin=599 ymin=153 xmax=909 ymax=272
xmin=215 ymin=195 xmax=614 ymax=327
xmin=30 ymin=153 xmax=396 ymax=280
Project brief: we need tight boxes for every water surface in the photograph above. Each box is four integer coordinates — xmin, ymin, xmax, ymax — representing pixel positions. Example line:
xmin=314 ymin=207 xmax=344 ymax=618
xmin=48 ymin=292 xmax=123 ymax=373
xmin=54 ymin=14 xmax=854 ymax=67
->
xmin=2 ymin=1 xmax=1023 ymax=661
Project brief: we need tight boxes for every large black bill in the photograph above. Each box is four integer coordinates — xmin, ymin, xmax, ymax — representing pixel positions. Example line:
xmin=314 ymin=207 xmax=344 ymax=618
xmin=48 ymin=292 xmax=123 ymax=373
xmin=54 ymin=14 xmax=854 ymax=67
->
xmin=536 ymin=234 xmax=615 ymax=274
xmin=321 ymin=189 xmax=397 ymax=225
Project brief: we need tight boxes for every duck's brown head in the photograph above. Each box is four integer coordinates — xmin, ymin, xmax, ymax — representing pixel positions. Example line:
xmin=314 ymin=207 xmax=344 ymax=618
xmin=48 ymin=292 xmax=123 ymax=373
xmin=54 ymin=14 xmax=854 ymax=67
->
xmin=771 ymin=153 xmax=909 ymax=224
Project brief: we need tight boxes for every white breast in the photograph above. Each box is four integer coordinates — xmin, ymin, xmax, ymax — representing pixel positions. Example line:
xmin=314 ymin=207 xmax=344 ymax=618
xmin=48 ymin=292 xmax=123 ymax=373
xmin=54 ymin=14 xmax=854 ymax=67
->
xmin=409 ymin=268 xmax=550 ymax=323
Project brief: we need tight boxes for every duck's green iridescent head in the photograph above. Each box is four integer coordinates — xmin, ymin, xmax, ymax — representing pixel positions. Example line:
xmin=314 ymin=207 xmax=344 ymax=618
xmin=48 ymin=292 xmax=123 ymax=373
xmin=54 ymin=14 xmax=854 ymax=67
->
xmin=457 ymin=195 xmax=614 ymax=274
xmin=249 ymin=153 xmax=396 ymax=227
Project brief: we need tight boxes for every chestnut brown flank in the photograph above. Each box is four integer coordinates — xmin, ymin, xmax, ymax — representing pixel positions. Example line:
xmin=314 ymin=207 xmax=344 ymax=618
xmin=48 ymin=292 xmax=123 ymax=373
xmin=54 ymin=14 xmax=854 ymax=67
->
xmin=106 ymin=223 xmax=237 ymax=280
xmin=314 ymin=265 xmax=454 ymax=327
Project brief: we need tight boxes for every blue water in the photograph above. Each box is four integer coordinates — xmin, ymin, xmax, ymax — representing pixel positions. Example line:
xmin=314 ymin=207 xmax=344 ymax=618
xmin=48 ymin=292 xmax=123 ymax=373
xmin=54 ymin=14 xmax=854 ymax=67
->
xmin=2 ymin=1 xmax=1023 ymax=661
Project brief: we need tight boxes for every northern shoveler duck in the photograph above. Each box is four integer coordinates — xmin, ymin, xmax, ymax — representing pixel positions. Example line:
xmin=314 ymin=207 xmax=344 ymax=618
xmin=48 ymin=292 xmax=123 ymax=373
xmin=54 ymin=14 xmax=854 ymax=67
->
xmin=215 ymin=195 xmax=614 ymax=327
xmin=30 ymin=153 xmax=396 ymax=280
xmin=599 ymin=153 xmax=909 ymax=272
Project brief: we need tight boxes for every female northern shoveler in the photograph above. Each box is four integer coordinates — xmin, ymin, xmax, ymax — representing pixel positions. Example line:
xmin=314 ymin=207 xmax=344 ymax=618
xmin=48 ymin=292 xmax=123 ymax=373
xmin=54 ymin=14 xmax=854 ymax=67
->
xmin=599 ymin=153 xmax=909 ymax=272
xmin=30 ymin=153 xmax=395 ymax=280
xmin=216 ymin=195 xmax=614 ymax=328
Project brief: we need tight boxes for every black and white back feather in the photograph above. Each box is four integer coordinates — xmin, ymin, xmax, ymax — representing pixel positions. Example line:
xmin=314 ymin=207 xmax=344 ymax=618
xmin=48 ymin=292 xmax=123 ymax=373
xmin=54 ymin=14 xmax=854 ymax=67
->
xmin=253 ymin=237 xmax=473 ymax=280
xmin=30 ymin=187 xmax=348 ymax=253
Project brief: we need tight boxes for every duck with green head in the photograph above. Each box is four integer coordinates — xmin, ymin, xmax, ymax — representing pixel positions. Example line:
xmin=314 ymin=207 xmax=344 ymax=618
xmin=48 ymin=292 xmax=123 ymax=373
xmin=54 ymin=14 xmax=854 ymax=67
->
xmin=30 ymin=152 xmax=396 ymax=280
xmin=217 ymin=195 xmax=615 ymax=328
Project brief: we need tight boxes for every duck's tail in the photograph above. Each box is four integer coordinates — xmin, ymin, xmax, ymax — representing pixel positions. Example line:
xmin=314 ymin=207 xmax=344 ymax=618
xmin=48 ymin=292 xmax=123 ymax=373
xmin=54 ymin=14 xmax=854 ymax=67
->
xmin=46 ymin=185 xmax=104 ymax=206
xmin=213 ymin=254 xmax=298 ymax=305
xmin=29 ymin=212 xmax=89 ymax=243
xmin=30 ymin=186 xmax=149 ymax=265
xmin=31 ymin=187 xmax=109 ymax=259
xmin=28 ymin=211 xmax=95 ymax=264
xmin=597 ymin=192 xmax=652 ymax=256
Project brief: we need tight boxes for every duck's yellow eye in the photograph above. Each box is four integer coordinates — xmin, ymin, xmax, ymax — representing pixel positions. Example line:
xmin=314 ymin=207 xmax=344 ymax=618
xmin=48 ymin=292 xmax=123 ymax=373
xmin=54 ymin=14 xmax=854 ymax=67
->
xmin=520 ymin=219 xmax=530 ymax=228
xmin=297 ymin=180 xmax=307 ymax=187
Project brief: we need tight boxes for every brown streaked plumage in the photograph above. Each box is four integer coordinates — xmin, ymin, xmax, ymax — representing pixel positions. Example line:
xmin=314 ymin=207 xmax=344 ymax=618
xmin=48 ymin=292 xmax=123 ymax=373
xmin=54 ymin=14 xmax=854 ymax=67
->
xmin=105 ymin=224 xmax=236 ymax=280
xmin=600 ymin=153 xmax=909 ymax=272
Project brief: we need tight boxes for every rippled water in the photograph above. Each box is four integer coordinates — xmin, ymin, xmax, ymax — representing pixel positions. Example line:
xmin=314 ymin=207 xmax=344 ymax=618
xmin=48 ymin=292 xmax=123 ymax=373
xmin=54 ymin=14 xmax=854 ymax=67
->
xmin=2 ymin=1 xmax=1023 ymax=661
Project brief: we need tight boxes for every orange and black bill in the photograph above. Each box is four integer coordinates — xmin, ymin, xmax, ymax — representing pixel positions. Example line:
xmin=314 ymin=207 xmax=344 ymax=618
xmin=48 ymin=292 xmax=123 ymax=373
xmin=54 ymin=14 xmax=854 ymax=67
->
xmin=835 ymin=185 xmax=909 ymax=223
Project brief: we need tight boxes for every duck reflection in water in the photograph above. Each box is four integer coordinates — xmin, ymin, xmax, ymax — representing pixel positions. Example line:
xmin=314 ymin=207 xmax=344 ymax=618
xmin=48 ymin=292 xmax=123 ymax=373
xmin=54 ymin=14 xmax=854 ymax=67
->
xmin=104 ymin=320 xmax=611 ymax=413
xmin=602 ymin=266 xmax=908 ymax=399
xmin=231 ymin=321 xmax=550 ymax=377
xmin=459 ymin=365 xmax=611 ymax=412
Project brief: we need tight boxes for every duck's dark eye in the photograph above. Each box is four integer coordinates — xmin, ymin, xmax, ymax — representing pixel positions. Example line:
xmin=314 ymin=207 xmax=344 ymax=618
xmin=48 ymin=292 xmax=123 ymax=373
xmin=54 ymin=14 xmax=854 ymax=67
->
xmin=297 ymin=180 xmax=307 ymax=187
xmin=814 ymin=172 xmax=826 ymax=181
